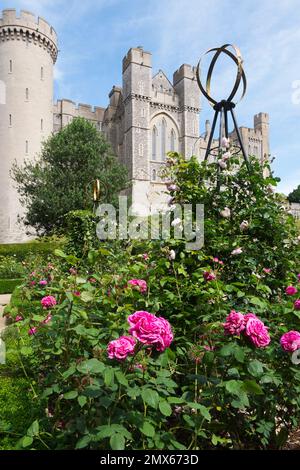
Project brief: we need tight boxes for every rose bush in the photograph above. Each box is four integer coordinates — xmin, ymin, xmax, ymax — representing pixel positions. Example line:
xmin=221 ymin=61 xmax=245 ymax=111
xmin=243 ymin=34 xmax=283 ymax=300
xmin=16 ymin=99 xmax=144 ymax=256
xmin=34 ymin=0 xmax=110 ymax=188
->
xmin=3 ymin=152 xmax=300 ymax=450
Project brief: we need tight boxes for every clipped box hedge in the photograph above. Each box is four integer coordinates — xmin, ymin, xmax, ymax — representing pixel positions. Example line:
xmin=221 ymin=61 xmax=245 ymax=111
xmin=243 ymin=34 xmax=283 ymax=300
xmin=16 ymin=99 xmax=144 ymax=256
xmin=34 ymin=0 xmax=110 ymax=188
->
xmin=0 ymin=240 xmax=63 ymax=261
xmin=0 ymin=279 xmax=23 ymax=295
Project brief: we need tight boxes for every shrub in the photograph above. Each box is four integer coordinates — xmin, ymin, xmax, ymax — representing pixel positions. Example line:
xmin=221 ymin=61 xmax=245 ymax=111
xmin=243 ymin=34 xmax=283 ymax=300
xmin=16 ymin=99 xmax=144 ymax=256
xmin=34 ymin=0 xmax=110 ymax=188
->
xmin=6 ymin=152 xmax=300 ymax=450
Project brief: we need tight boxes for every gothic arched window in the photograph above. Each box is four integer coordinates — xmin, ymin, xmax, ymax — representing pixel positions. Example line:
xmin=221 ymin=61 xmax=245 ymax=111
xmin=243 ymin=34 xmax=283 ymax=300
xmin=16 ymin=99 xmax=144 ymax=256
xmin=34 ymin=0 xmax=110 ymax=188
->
xmin=152 ymin=126 xmax=157 ymax=160
xmin=161 ymin=118 xmax=166 ymax=160
xmin=170 ymin=129 xmax=176 ymax=152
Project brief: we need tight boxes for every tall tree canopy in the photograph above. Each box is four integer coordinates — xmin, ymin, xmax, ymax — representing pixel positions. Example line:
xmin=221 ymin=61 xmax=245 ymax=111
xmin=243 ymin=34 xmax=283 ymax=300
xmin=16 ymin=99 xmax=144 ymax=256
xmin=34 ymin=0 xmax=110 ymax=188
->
xmin=12 ymin=117 xmax=128 ymax=235
xmin=288 ymin=184 xmax=300 ymax=203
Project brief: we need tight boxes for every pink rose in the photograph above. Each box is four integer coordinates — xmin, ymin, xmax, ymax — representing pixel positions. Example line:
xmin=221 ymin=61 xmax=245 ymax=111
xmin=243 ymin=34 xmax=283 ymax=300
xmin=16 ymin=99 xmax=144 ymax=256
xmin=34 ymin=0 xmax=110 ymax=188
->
xmin=263 ymin=268 xmax=271 ymax=274
xmin=244 ymin=317 xmax=270 ymax=348
xmin=280 ymin=331 xmax=300 ymax=352
xmin=128 ymin=279 xmax=147 ymax=294
xmin=28 ymin=327 xmax=37 ymax=336
xmin=43 ymin=314 xmax=52 ymax=324
xmin=30 ymin=281 xmax=36 ymax=286
xmin=294 ymin=300 xmax=300 ymax=310
xmin=224 ymin=310 xmax=246 ymax=335
xmin=39 ymin=280 xmax=48 ymax=286
xmin=15 ymin=315 xmax=23 ymax=322
xmin=107 ymin=335 xmax=136 ymax=360
xmin=128 ymin=310 xmax=173 ymax=352
xmin=142 ymin=253 xmax=149 ymax=260
xmin=285 ymin=286 xmax=298 ymax=296
xmin=41 ymin=296 xmax=57 ymax=309
xmin=73 ymin=291 xmax=81 ymax=297
xmin=231 ymin=247 xmax=243 ymax=255
xmin=203 ymin=271 xmax=216 ymax=282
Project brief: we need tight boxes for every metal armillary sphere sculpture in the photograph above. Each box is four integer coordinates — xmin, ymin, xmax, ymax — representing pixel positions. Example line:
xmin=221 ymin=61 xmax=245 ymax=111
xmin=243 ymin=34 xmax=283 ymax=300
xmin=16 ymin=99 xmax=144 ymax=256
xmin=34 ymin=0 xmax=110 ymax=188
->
xmin=196 ymin=44 xmax=251 ymax=172
xmin=93 ymin=179 xmax=101 ymax=213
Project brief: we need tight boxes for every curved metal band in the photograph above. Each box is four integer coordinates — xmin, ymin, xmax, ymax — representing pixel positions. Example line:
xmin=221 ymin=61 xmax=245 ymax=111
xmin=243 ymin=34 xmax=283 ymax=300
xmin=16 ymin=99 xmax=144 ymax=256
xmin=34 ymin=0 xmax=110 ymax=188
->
xmin=196 ymin=44 xmax=247 ymax=106
xmin=93 ymin=179 xmax=101 ymax=202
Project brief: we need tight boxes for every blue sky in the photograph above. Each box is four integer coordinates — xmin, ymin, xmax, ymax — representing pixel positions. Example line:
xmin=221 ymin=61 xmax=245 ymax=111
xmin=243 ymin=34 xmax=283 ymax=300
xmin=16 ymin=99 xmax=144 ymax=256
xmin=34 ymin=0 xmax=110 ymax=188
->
xmin=1 ymin=0 xmax=300 ymax=194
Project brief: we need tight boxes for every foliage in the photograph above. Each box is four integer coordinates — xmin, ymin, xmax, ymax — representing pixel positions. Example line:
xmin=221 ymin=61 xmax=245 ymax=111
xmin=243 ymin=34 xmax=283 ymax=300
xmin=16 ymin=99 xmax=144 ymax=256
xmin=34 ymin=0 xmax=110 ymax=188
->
xmin=5 ymin=152 xmax=300 ymax=450
xmin=0 ymin=377 xmax=36 ymax=450
xmin=64 ymin=210 xmax=100 ymax=257
xmin=0 ymin=256 xmax=26 ymax=279
xmin=288 ymin=184 xmax=300 ymax=203
xmin=11 ymin=117 xmax=128 ymax=236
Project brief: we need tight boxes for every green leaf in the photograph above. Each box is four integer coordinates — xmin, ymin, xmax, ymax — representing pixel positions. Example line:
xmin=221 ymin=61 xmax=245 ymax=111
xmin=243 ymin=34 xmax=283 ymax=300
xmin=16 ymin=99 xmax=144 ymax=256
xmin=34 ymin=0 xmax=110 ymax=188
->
xmin=80 ymin=291 xmax=94 ymax=303
xmin=225 ymin=380 xmax=244 ymax=395
xmin=187 ymin=403 xmax=211 ymax=421
xmin=234 ymin=346 xmax=245 ymax=363
xmin=20 ymin=346 xmax=33 ymax=356
xmin=115 ymin=370 xmax=128 ymax=387
xmin=248 ymin=360 xmax=264 ymax=377
xmin=110 ymin=433 xmax=125 ymax=450
xmin=27 ymin=420 xmax=39 ymax=437
xmin=167 ymin=396 xmax=185 ymax=404
xmin=243 ymin=380 xmax=264 ymax=395
xmin=141 ymin=388 xmax=159 ymax=409
xmin=64 ymin=390 xmax=78 ymax=400
xmin=78 ymin=396 xmax=87 ymax=408
xmin=104 ymin=368 xmax=114 ymax=387
xmin=77 ymin=358 xmax=105 ymax=375
xmin=158 ymin=401 xmax=172 ymax=417
xmin=140 ymin=421 xmax=155 ymax=437
xmin=54 ymin=249 xmax=67 ymax=258
xmin=22 ymin=436 xmax=33 ymax=448
xmin=75 ymin=435 xmax=91 ymax=449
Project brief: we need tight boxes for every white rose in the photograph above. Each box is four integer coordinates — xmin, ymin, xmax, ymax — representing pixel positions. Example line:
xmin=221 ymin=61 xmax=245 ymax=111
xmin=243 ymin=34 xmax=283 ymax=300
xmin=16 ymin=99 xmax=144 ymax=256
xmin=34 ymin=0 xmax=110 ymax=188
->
xmin=220 ymin=207 xmax=231 ymax=218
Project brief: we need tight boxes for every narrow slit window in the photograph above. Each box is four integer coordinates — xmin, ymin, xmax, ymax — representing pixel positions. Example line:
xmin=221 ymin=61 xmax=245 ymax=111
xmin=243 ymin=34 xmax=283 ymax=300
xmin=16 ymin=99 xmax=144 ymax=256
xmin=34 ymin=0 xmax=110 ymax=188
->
xmin=9 ymin=60 xmax=12 ymax=73
xmin=161 ymin=118 xmax=166 ymax=160
xmin=41 ymin=118 xmax=44 ymax=131
xmin=41 ymin=67 xmax=44 ymax=80
xmin=25 ymin=140 xmax=29 ymax=154
xmin=9 ymin=114 xmax=12 ymax=126
xmin=152 ymin=126 xmax=157 ymax=160
xmin=26 ymin=88 xmax=29 ymax=100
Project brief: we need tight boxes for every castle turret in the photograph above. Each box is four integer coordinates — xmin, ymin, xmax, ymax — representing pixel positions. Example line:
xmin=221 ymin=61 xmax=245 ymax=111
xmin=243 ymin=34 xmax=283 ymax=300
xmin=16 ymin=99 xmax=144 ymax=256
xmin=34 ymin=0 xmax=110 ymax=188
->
xmin=122 ymin=46 xmax=152 ymax=212
xmin=0 ymin=9 xmax=58 ymax=242
xmin=173 ymin=64 xmax=201 ymax=157
xmin=254 ymin=112 xmax=269 ymax=161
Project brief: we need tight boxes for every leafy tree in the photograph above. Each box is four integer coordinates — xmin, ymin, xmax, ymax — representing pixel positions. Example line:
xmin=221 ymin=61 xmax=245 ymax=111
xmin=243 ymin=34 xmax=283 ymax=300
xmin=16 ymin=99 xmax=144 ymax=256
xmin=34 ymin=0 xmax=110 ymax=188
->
xmin=288 ymin=184 xmax=300 ymax=203
xmin=12 ymin=117 xmax=128 ymax=235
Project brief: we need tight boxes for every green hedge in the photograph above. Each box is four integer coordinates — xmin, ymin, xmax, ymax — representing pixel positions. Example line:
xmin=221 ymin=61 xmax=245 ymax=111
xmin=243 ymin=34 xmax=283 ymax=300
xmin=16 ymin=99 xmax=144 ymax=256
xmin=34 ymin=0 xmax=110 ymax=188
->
xmin=0 ymin=241 xmax=63 ymax=261
xmin=0 ymin=279 xmax=23 ymax=295
xmin=0 ymin=377 xmax=36 ymax=450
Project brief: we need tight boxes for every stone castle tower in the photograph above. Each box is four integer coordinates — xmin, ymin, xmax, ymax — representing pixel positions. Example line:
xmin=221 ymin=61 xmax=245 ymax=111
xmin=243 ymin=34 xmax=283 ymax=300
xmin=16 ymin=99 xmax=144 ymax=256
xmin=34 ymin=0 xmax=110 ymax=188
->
xmin=0 ymin=9 xmax=270 ymax=243
xmin=0 ymin=9 xmax=58 ymax=242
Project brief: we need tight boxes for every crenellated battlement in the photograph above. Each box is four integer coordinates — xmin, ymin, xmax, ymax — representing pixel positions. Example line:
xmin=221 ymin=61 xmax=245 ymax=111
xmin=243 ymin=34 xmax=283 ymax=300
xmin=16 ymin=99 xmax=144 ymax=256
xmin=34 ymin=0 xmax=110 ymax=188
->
xmin=173 ymin=64 xmax=196 ymax=86
xmin=54 ymin=99 xmax=105 ymax=122
xmin=122 ymin=46 xmax=152 ymax=73
xmin=0 ymin=9 xmax=58 ymax=62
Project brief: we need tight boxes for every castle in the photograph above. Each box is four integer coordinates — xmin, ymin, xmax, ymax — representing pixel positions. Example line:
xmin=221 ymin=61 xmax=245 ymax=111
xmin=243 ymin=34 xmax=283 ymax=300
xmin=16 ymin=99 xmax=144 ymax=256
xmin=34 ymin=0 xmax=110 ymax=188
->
xmin=0 ymin=9 xmax=270 ymax=243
